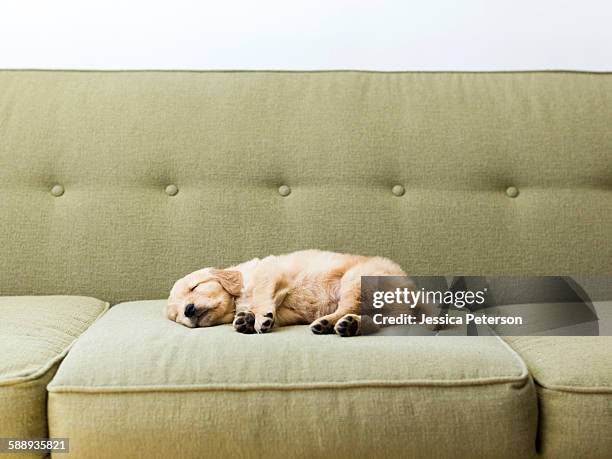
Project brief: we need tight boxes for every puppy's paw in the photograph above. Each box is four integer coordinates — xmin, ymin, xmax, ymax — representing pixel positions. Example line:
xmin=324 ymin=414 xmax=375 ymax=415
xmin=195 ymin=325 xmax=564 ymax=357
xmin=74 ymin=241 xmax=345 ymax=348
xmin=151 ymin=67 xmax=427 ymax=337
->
xmin=335 ymin=314 xmax=361 ymax=337
xmin=254 ymin=311 xmax=275 ymax=334
xmin=233 ymin=310 xmax=255 ymax=334
xmin=310 ymin=316 xmax=335 ymax=335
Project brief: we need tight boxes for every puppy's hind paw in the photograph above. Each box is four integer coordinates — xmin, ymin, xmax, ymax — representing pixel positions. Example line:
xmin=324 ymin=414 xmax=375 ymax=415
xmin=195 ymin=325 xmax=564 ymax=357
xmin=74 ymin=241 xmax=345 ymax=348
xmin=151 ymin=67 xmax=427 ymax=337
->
xmin=310 ymin=316 xmax=335 ymax=335
xmin=335 ymin=314 xmax=361 ymax=337
xmin=255 ymin=312 xmax=275 ymax=334
xmin=233 ymin=311 xmax=255 ymax=334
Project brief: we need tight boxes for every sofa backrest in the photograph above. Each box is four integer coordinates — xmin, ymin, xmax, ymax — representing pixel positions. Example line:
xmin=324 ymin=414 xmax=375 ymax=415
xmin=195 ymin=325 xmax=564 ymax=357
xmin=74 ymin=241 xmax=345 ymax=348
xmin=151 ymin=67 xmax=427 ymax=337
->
xmin=1 ymin=70 xmax=611 ymax=304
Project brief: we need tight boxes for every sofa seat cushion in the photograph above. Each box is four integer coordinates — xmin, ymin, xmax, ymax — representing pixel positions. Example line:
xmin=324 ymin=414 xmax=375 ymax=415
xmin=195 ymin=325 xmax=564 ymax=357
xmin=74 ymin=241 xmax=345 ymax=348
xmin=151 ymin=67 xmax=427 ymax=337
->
xmin=505 ymin=336 xmax=612 ymax=459
xmin=48 ymin=300 xmax=537 ymax=459
xmin=0 ymin=296 xmax=108 ymax=457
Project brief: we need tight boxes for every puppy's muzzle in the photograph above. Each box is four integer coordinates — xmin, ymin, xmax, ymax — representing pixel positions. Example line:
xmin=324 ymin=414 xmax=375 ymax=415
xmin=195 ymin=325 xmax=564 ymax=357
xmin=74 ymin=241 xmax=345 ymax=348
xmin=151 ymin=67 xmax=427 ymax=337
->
xmin=184 ymin=303 xmax=197 ymax=318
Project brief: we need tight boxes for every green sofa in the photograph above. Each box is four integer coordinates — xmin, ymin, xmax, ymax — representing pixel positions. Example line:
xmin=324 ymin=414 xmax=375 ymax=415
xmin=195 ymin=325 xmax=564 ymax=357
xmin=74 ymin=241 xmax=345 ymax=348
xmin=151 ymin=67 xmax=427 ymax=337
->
xmin=0 ymin=70 xmax=610 ymax=458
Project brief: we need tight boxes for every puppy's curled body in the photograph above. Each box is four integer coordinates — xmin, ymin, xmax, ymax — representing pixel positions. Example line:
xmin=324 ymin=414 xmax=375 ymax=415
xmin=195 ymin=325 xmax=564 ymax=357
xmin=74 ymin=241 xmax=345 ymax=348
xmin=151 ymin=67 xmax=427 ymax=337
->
xmin=167 ymin=250 xmax=422 ymax=337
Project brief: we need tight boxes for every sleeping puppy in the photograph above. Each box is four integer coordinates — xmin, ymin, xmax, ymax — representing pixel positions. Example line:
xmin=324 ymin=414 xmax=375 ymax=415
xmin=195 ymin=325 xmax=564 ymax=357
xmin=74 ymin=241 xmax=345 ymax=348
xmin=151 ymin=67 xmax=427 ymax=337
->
xmin=166 ymin=249 xmax=430 ymax=337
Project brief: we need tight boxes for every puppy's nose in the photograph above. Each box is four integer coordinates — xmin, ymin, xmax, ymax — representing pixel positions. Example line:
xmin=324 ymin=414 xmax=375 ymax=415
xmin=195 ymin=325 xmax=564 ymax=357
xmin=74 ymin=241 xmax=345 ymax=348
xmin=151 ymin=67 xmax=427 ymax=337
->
xmin=185 ymin=303 xmax=196 ymax=318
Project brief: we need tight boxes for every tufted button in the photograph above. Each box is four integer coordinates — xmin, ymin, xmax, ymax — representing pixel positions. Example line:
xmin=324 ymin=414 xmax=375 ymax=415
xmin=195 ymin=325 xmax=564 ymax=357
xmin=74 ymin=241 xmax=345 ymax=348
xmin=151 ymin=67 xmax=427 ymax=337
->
xmin=391 ymin=185 xmax=405 ymax=197
xmin=505 ymin=186 xmax=519 ymax=198
xmin=278 ymin=185 xmax=291 ymax=197
xmin=165 ymin=184 xmax=179 ymax=196
xmin=50 ymin=184 xmax=64 ymax=197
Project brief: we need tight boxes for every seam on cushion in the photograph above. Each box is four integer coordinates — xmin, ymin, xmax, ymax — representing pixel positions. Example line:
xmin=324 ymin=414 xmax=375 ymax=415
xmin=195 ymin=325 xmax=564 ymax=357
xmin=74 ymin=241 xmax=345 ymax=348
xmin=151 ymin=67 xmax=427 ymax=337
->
xmin=502 ymin=338 xmax=612 ymax=394
xmin=533 ymin=380 xmax=612 ymax=394
xmin=0 ymin=302 xmax=110 ymax=387
xmin=48 ymin=336 xmax=531 ymax=394
xmin=494 ymin=334 xmax=530 ymax=381
xmin=47 ymin=374 xmax=529 ymax=394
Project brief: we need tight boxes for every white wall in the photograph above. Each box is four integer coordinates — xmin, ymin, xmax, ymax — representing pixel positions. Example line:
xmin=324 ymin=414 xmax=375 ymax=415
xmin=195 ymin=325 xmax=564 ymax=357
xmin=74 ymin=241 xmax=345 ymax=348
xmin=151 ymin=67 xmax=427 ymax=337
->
xmin=0 ymin=0 xmax=610 ymax=70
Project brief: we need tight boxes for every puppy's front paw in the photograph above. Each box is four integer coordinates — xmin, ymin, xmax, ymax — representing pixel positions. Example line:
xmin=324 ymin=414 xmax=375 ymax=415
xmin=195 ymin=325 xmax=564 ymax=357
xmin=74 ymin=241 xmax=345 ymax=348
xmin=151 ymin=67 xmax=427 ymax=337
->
xmin=254 ymin=312 xmax=275 ymax=334
xmin=310 ymin=316 xmax=335 ymax=335
xmin=335 ymin=314 xmax=361 ymax=337
xmin=233 ymin=311 xmax=255 ymax=334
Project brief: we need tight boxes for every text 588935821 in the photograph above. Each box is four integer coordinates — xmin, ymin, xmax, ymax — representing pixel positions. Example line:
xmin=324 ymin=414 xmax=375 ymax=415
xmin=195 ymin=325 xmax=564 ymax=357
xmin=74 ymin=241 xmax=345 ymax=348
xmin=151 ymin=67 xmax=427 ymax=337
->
xmin=0 ymin=438 xmax=69 ymax=454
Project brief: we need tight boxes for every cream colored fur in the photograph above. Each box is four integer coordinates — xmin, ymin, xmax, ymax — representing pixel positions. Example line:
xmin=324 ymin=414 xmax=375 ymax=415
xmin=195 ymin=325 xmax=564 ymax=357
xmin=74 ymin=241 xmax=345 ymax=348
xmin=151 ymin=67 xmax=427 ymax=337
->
xmin=167 ymin=250 xmax=410 ymax=336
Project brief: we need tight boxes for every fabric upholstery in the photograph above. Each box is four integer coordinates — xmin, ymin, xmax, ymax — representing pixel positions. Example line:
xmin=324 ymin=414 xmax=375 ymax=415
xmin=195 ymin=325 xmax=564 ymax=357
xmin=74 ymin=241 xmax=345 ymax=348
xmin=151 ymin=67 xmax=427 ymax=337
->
xmin=1 ymin=71 xmax=612 ymax=305
xmin=48 ymin=300 xmax=537 ymax=459
xmin=505 ymin=336 xmax=612 ymax=459
xmin=3 ymin=70 xmax=612 ymax=457
xmin=0 ymin=296 xmax=108 ymax=459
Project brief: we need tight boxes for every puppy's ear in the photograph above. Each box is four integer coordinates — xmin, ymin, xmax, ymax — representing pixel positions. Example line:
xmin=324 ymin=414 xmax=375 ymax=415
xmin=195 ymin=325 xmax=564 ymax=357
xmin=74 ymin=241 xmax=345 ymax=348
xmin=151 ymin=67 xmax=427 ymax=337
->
xmin=212 ymin=269 xmax=243 ymax=297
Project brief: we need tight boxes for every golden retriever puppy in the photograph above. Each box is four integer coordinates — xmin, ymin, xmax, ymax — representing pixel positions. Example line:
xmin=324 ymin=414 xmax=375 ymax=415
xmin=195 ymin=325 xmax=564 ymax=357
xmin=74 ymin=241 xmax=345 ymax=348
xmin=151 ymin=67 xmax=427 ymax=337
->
xmin=166 ymin=250 xmax=409 ymax=337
